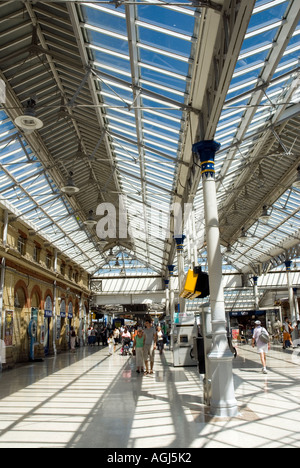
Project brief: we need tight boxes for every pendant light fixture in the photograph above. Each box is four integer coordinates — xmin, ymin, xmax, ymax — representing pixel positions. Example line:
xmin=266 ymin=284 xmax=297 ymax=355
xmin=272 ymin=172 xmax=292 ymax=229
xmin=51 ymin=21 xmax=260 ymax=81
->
xmin=14 ymin=97 xmax=43 ymax=134
xmin=61 ymin=171 xmax=80 ymax=195
xmin=260 ymin=205 xmax=271 ymax=224
xmin=83 ymin=210 xmax=97 ymax=228
xmin=239 ymin=227 xmax=248 ymax=244
xmin=107 ymin=248 xmax=114 ymax=261
xmin=293 ymin=166 xmax=300 ymax=189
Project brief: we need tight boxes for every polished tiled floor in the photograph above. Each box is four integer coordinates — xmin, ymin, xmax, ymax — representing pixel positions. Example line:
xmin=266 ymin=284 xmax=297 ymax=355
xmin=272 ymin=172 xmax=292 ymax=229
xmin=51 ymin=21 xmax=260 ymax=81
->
xmin=0 ymin=343 xmax=299 ymax=448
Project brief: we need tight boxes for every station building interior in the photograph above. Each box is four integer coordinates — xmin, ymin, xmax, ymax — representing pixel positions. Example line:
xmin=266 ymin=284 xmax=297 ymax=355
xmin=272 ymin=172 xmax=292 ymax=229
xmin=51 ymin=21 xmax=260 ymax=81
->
xmin=0 ymin=0 xmax=299 ymax=449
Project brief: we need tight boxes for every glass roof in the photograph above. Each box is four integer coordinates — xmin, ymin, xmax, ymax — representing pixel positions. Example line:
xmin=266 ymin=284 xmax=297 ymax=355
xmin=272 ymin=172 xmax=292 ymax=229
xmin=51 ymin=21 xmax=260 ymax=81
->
xmin=194 ymin=0 xmax=300 ymax=273
xmin=0 ymin=109 xmax=105 ymax=273
xmin=81 ymin=0 xmax=199 ymax=271
xmin=0 ymin=0 xmax=299 ymax=282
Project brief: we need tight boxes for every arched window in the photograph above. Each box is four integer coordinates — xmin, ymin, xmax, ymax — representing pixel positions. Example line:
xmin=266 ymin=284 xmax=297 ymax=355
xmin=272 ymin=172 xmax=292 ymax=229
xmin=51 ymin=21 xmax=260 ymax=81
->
xmin=14 ymin=287 xmax=26 ymax=309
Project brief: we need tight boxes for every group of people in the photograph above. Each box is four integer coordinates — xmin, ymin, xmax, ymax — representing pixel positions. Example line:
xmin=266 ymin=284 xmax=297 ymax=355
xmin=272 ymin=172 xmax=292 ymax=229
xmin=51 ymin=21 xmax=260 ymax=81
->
xmin=107 ymin=320 xmax=166 ymax=375
xmin=87 ymin=325 xmax=111 ymax=347
xmin=132 ymin=321 xmax=166 ymax=375
xmin=239 ymin=317 xmax=300 ymax=348
xmin=282 ymin=317 xmax=300 ymax=349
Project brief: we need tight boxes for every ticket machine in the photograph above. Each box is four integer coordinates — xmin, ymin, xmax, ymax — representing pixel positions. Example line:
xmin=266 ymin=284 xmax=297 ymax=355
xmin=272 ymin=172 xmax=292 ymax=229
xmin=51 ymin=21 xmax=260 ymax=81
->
xmin=173 ymin=323 xmax=198 ymax=367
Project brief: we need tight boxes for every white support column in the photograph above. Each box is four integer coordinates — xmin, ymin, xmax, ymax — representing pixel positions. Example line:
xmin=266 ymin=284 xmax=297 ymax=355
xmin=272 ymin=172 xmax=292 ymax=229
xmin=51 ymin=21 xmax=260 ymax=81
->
xmin=174 ymin=235 xmax=186 ymax=315
xmin=193 ymin=140 xmax=238 ymax=418
xmin=168 ymin=265 xmax=175 ymax=350
xmin=293 ymin=288 xmax=299 ymax=322
xmin=253 ymin=276 xmax=259 ymax=310
xmin=79 ymin=293 xmax=84 ymax=347
xmin=53 ymin=249 xmax=58 ymax=356
xmin=164 ymin=279 xmax=170 ymax=318
xmin=285 ymin=261 xmax=296 ymax=327
xmin=191 ymin=210 xmax=198 ymax=268
xmin=0 ymin=210 xmax=8 ymax=371
xmin=0 ymin=210 xmax=8 ymax=342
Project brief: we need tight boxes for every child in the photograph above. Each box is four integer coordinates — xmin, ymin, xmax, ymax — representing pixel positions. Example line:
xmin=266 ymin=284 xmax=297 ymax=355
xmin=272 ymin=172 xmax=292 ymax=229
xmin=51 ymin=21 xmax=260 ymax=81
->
xmin=108 ymin=333 xmax=115 ymax=356
xmin=133 ymin=329 xmax=145 ymax=374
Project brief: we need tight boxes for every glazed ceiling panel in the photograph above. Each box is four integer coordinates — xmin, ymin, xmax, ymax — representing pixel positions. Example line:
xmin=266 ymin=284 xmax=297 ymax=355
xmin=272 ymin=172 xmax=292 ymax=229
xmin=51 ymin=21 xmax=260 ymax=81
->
xmin=0 ymin=0 xmax=299 ymax=280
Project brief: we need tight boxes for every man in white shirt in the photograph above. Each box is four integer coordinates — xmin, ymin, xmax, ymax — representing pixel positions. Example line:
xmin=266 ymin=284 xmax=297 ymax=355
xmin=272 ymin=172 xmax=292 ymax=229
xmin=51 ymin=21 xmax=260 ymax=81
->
xmin=252 ymin=320 xmax=270 ymax=374
xmin=143 ymin=319 xmax=157 ymax=375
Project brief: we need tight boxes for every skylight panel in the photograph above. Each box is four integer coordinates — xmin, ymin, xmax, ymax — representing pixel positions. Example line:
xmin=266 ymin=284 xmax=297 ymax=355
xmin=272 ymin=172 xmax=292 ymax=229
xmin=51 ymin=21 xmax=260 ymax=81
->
xmin=137 ymin=42 xmax=190 ymax=63
xmin=88 ymin=43 xmax=130 ymax=62
xmin=252 ymin=0 xmax=289 ymax=19
xmin=84 ymin=3 xmax=125 ymax=18
xmin=143 ymin=136 xmax=178 ymax=154
xmin=93 ymin=60 xmax=131 ymax=80
xmin=136 ymin=19 xmax=193 ymax=42
xmin=84 ymin=23 xmax=128 ymax=45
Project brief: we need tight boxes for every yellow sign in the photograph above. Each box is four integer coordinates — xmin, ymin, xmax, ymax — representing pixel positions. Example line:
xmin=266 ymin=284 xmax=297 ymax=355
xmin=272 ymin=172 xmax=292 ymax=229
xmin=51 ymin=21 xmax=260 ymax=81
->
xmin=180 ymin=270 xmax=203 ymax=300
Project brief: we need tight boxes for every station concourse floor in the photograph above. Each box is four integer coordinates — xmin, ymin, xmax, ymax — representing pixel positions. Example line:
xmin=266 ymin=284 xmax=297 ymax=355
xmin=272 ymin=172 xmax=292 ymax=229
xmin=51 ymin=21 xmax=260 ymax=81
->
xmin=0 ymin=344 xmax=299 ymax=449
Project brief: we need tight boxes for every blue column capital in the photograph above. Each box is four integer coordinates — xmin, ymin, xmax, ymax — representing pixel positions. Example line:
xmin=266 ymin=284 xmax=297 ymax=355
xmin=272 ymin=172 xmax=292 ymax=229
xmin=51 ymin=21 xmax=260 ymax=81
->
xmin=192 ymin=140 xmax=221 ymax=178
xmin=285 ymin=260 xmax=292 ymax=271
xmin=174 ymin=235 xmax=186 ymax=251
xmin=167 ymin=265 xmax=175 ymax=276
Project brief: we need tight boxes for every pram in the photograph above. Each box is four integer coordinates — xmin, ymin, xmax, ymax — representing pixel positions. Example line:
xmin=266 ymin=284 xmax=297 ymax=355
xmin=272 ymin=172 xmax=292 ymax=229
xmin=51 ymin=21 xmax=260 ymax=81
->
xmin=121 ymin=337 xmax=131 ymax=356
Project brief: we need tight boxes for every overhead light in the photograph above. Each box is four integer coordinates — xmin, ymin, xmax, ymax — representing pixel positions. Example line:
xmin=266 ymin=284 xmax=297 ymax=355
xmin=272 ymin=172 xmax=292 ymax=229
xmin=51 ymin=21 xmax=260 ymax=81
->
xmin=293 ymin=166 xmax=300 ymax=189
xmin=115 ymin=259 xmax=120 ymax=267
xmin=61 ymin=171 xmax=80 ymax=195
xmin=83 ymin=210 xmax=97 ymax=228
xmin=239 ymin=228 xmax=248 ymax=244
xmin=107 ymin=248 xmax=114 ymax=261
xmin=260 ymin=205 xmax=271 ymax=223
xmin=14 ymin=97 xmax=43 ymax=134
xmin=98 ymin=239 xmax=107 ymax=248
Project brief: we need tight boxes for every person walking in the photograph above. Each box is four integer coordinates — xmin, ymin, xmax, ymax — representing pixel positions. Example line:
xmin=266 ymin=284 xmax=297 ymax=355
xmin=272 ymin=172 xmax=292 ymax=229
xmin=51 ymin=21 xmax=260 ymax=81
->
xmin=133 ymin=328 xmax=145 ymax=374
xmin=113 ymin=328 xmax=120 ymax=353
xmin=96 ymin=327 xmax=102 ymax=347
xmin=283 ymin=317 xmax=294 ymax=349
xmin=143 ymin=319 xmax=157 ymax=375
xmin=252 ymin=320 xmax=270 ymax=374
xmin=156 ymin=326 xmax=164 ymax=355
xmin=70 ymin=326 xmax=76 ymax=353
xmin=107 ymin=333 xmax=115 ymax=356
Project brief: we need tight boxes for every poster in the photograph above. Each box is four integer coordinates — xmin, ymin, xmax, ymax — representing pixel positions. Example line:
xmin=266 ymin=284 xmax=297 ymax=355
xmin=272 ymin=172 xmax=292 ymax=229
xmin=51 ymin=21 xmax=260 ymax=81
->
xmin=232 ymin=328 xmax=240 ymax=340
xmin=4 ymin=310 xmax=13 ymax=347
